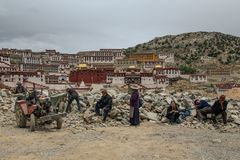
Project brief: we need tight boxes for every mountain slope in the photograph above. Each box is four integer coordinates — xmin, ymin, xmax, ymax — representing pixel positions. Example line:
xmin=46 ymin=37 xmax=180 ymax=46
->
xmin=125 ymin=32 xmax=240 ymax=66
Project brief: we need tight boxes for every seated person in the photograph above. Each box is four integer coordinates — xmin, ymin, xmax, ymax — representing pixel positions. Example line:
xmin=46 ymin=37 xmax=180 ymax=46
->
xmin=197 ymin=95 xmax=228 ymax=124
xmin=194 ymin=99 xmax=211 ymax=120
xmin=211 ymin=95 xmax=228 ymax=124
xmin=95 ymin=89 xmax=112 ymax=122
xmin=166 ymin=101 xmax=180 ymax=124
xmin=26 ymin=89 xmax=39 ymax=105
xmin=14 ymin=82 xmax=27 ymax=100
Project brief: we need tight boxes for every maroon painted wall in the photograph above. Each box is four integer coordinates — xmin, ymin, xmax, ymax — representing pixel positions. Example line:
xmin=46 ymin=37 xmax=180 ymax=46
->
xmin=69 ymin=68 xmax=114 ymax=84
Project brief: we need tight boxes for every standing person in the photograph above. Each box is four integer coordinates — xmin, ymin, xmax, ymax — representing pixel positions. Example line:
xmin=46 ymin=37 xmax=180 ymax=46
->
xmin=166 ymin=101 xmax=180 ymax=124
xmin=129 ymin=84 xmax=140 ymax=126
xmin=127 ymin=83 xmax=132 ymax=94
xmin=66 ymin=88 xmax=81 ymax=113
xmin=211 ymin=95 xmax=228 ymax=124
xmin=95 ymin=89 xmax=112 ymax=122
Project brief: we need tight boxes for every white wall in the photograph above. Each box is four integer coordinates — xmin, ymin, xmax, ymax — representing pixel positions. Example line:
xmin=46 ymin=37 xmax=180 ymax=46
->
xmin=164 ymin=70 xmax=180 ymax=78
xmin=0 ymin=56 xmax=10 ymax=65
xmin=190 ymin=76 xmax=208 ymax=83
xmin=141 ymin=77 xmax=154 ymax=85
xmin=107 ymin=76 xmax=125 ymax=84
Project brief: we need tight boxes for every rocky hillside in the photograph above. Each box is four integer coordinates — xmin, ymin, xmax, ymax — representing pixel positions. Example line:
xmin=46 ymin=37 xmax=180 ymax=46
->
xmin=125 ymin=32 xmax=240 ymax=66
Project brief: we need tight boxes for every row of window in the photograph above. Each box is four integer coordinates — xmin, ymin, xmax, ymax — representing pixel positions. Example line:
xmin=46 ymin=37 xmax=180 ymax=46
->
xmin=93 ymin=53 xmax=113 ymax=56
xmin=116 ymin=61 xmax=136 ymax=65
xmin=84 ymin=57 xmax=113 ymax=61
xmin=0 ymin=57 xmax=10 ymax=61
xmin=0 ymin=67 xmax=16 ymax=71
xmin=157 ymin=70 xmax=179 ymax=74
xmin=191 ymin=77 xmax=207 ymax=81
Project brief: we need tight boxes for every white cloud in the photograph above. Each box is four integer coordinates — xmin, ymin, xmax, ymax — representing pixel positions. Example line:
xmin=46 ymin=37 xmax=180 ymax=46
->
xmin=0 ymin=0 xmax=240 ymax=53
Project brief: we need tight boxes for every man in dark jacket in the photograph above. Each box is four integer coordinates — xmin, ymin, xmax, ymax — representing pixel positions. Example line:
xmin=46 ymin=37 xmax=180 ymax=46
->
xmin=15 ymin=81 xmax=26 ymax=94
xmin=66 ymin=88 xmax=81 ymax=113
xmin=166 ymin=101 xmax=180 ymax=124
xmin=95 ymin=89 xmax=112 ymax=122
xmin=197 ymin=95 xmax=228 ymax=124
xmin=211 ymin=95 xmax=228 ymax=124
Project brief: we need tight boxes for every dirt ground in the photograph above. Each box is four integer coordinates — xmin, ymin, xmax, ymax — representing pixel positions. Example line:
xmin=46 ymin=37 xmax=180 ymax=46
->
xmin=0 ymin=123 xmax=240 ymax=160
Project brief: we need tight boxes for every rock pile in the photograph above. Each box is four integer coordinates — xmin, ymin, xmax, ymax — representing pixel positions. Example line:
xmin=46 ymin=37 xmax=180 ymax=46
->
xmin=0 ymin=89 xmax=16 ymax=127
xmin=0 ymin=88 xmax=240 ymax=131
xmin=64 ymin=88 xmax=240 ymax=130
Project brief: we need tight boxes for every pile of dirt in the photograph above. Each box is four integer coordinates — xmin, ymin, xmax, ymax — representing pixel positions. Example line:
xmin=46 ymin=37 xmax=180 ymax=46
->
xmin=223 ymin=88 xmax=240 ymax=100
xmin=0 ymin=82 xmax=11 ymax=90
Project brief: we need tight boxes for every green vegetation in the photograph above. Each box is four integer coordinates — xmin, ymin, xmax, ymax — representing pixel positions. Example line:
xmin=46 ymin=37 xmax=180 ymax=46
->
xmin=125 ymin=32 xmax=240 ymax=66
xmin=179 ymin=65 xmax=197 ymax=74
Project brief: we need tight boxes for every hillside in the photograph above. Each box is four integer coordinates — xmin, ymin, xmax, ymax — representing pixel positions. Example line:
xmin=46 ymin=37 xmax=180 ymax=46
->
xmin=125 ymin=32 xmax=240 ymax=66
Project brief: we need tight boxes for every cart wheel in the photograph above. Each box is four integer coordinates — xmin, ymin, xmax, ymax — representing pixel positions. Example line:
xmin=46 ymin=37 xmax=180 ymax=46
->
xmin=30 ymin=114 xmax=36 ymax=132
xmin=15 ymin=105 xmax=27 ymax=128
xmin=56 ymin=118 xmax=63 ymax=129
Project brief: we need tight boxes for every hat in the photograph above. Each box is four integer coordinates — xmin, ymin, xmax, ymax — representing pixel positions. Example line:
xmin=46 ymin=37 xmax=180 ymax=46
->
xmin=130 ymin=84 xmax=139 ymax=90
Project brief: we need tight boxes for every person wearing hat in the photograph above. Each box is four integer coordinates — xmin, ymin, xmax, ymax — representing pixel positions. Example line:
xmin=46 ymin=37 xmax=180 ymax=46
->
xmin=129 ymin=84 xmax=140 ymax=126
xmin=14 ymin=81 xmax=26 ymax=94
xmin=95 ymin=89 xmax=112 ymax=122
xmin=66 ymin=88 xmax=81 ymax=113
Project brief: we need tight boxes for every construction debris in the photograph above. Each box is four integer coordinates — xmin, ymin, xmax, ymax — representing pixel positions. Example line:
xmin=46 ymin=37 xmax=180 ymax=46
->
xmin=0 ymin=88 xmax=240 ymax=131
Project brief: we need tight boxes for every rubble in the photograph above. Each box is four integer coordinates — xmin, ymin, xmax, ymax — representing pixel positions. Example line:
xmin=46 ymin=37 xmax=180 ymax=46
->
xmin=0 ymin=88 xmax=240 ymax=132
xmin=212 ymin=139 xmax=222 ymax=143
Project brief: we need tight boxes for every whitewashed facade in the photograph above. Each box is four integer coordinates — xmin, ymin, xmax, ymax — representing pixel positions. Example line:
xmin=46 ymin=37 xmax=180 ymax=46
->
xmin=153 ymin=67 xmax=181 ymax=78
xmin=23 ymin=56 xmax=42 ymax=64
xmin=190 ymin=74 xmax=208 ymax=83
xmin=0 ymin=55 xmax=10 ymax=65
xmin=141 ymin=73 xmax=154 ymax=85
xmin=107 ymin=73 xmax=125 ymax=85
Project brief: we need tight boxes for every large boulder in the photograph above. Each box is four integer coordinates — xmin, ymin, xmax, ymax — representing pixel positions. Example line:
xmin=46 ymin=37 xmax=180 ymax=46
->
xmin=165 ymin=97 xmax=172 ymax=104
xmin=106 ymin=89 xmax=118 ymax=98
xmin=0 ymin=106 xmax=9 ymax=112
xmin=0 ymin=90 xmax=7 ymax=97
xmin=83 ymin=108 xmax=95 ymax=123
xmin=145 ymin=112 xmax=158 ymax=121
xmin=143 ymin=95 xmax=154 ymax=102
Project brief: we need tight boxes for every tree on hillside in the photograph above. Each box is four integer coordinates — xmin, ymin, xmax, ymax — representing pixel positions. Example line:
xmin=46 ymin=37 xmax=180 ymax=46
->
xmin=179 ymin=65 xmax=197 ymax=74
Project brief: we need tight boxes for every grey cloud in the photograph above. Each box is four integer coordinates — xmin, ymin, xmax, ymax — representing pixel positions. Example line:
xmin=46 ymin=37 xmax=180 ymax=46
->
xmin=0 ymin=0 xmax=240 ymax=53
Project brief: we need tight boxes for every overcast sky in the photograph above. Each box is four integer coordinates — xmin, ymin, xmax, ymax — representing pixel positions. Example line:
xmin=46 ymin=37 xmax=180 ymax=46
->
xmin=0 ymin=0 xmax=239 ymax=53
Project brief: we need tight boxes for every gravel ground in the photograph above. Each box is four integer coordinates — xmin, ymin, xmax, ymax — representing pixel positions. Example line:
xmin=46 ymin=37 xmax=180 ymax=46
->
xmin=0 ymin=122 xmax=239 ymax=160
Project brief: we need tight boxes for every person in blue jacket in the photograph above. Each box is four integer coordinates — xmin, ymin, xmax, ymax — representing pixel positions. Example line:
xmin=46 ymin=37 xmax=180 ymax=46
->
xmin=194 ymin=99 xmax=211 ymax=120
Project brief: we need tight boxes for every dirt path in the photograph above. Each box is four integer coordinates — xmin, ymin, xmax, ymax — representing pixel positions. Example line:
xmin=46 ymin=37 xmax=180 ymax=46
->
xmin=0 ymin=123 xmax=240 ymax=160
